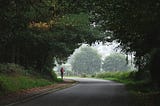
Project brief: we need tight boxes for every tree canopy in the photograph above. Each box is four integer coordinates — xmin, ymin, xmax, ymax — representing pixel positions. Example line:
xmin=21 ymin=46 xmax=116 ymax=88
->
xmin=70 ymin=46 xmax=101 ymax=75
xmin=102 ymin=53 xmax=130 ymax=71
xmin=89 ymin=0 xmax=160 ymax=84
xmin=1 ymin=0 xmax=160 ymax=84
xmin=0 ymin=0 xmax=103 ymax=79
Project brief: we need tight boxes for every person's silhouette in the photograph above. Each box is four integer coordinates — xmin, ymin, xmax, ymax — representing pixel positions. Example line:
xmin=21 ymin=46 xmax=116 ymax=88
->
xmin=60 ymin=67 xmax=64 ymax=80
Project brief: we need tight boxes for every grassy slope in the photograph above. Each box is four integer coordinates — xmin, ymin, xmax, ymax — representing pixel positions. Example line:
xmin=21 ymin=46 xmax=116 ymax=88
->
xmin=0 ymin=74 xmax=53 ymax=95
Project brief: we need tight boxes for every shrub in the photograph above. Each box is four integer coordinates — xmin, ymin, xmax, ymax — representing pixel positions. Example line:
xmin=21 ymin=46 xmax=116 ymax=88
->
xmin=51 ymin=71 xmax=57 ymax=81
xmin=91 ymin=74 xmax=96 ymax=78
xmin=129 ymin=71 xmax=151 ymax=81
xmin=0 ymin=63 xmax=26 ymax=75
xmin=56 ymin=78 xmax=63 ymax=82
xmin=96 ymin=71 xmax=131 ymax=80
xmin=81 ymin=73 xmax=87 ymax=78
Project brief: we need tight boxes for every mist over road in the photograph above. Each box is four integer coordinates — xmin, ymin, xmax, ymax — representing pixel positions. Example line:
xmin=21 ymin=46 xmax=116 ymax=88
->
xmin=15 ymin=78 xmax=133 ymax=106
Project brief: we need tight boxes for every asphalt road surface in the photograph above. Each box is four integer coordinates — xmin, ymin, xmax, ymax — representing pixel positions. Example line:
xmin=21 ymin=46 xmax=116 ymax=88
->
xmin=14 ymin=78 xmax=133 ymax=106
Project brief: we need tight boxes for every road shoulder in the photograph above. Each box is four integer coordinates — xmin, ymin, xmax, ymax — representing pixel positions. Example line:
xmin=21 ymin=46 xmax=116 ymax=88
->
xmin=0 ymin=79 xmax=77 ymax=106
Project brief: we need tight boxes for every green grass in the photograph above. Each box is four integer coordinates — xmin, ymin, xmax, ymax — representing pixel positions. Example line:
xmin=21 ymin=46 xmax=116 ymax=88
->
xmin=56 ymin=78 xmax=64 ymax=82
xmin=96 ymin=71 xmax=160 ymax=106
xmin=96 ymin=71 xmax=133 ymax=85
xmin=0 ymin=74 xmax=53 ymax=95
xmin=96 ymin=71 xmax=157 ymax=92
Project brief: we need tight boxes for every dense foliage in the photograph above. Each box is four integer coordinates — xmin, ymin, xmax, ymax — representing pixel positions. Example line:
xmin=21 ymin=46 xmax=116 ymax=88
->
xmin=70 ymin=46 xmax=101 ymax=75
xmin=89 ymin=0 xmax=160 ymax=85
xmin=0 ymin=0 xmax=103 ymax=79
xmin=0 ymin=0 xmax=160 ymax=86
xmin=102 ymin=53 xmax=130 ymax=71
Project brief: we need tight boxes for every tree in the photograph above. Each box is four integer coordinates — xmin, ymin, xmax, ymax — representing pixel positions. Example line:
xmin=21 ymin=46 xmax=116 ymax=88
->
xmin=102 ymin=53 xmax=130 ymax=71
xmin=0 ymin=0 xmax=104 ymax=79
xmin=70 ymin=46 xmax=101 ymax=75
xmin=89 ymin=0 xmax=160 ymax=84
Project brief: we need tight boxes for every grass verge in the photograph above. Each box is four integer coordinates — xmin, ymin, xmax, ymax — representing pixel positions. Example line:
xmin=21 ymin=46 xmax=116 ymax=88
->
xmin=96 ymin=71 xmax=160 ymax=106
xmin=0 ymin=74 xmax=53 ymax=96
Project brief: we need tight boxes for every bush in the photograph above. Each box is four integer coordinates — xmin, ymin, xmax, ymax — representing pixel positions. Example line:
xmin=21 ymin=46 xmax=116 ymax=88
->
xmin=91 ymin=74 xmax=96 ymax=78
xmin=81 ymin=73 xmax=87 ymax=78
xmin=56 ymin=78 xmax=64 ymax=82
xmin=129 ymin=71 xmax=151 ymax=81
xmin=96 ymin=71 xmax=131 ymax=81
xmin=51 ymin=71 xmax=58 ymax=81
xmin=0 ymin=63 xmax=26 ymax=75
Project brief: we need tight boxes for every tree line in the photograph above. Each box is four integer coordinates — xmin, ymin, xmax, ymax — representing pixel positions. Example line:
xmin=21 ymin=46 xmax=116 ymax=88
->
xmin=0 ymin=0 xmax=102 ymax=79
xmin=63 ymin=0 xmax=160 ymax=86
xmin=89 ymin=0 xmax=160 ymax=85
xmin=0 ymin=0 xmax=160 ymax=86
xmin=68 ymin=46 xmax=130 ymax=75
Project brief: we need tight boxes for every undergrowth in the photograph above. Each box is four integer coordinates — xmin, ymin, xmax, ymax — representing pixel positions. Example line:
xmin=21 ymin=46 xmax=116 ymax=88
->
xmin=0 ymin=74 xmax=53 ymax=95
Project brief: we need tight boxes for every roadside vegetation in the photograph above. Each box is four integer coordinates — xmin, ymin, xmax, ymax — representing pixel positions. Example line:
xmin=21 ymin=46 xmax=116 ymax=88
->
xmin=0 ymin=74 xmax=53 ymax=96
xmin=0 ymin=1 xmax=160 ymax=105
xmin=0 ymin=0 xmax=101 ymax=96
xmin=95 ymin=71 xmax=160 ymax=106
xmin=0 ymin=63 xmax=60 ymax=96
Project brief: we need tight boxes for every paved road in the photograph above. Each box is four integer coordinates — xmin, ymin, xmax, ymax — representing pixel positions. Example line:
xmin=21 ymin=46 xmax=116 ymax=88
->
xmin=15 ymin=78 xmax=133 ymax=106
